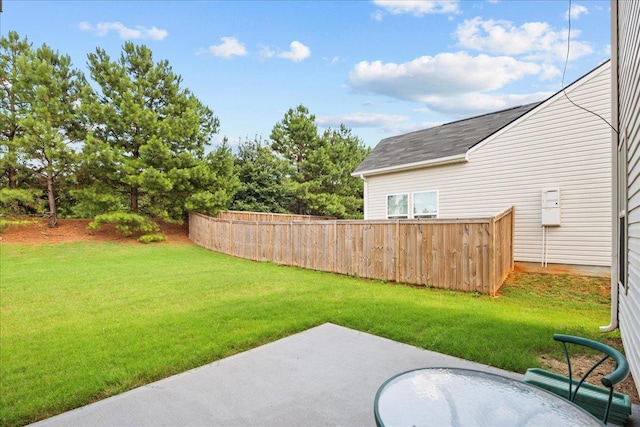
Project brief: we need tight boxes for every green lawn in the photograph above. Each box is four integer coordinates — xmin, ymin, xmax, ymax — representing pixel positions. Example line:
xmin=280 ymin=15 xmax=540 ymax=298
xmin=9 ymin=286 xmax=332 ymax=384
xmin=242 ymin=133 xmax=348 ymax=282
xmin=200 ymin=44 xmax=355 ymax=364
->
xmin=0 ymin=242 xmax=615 ymax=426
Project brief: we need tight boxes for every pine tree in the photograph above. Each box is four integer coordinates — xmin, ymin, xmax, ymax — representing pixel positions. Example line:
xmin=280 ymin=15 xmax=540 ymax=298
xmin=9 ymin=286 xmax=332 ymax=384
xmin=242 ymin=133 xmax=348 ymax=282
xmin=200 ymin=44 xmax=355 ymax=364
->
xmin=270 ymin=105 xmax=370 ymax=218
xmin=232 ymin=137 xmax=293 ymax=213
xmin=79 ymin=42 xmax=234 ymax=221
xmin=0 ymin=32 xmax=41 ymax=215
xmin=1 ymin=32 xmax=87 ymax=226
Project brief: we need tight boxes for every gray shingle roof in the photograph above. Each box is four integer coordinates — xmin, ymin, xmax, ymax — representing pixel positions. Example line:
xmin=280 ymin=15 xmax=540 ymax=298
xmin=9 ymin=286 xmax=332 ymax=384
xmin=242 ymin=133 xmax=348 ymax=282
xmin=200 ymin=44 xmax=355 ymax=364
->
xmin=353 ymin=102 xmax=541 ymax=175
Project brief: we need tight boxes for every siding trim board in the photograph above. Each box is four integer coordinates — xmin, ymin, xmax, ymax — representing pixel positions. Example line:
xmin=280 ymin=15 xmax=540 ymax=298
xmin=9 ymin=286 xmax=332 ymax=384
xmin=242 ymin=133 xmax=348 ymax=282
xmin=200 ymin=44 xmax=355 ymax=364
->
xmin=352 ymin=154 xmax=466 ymax=178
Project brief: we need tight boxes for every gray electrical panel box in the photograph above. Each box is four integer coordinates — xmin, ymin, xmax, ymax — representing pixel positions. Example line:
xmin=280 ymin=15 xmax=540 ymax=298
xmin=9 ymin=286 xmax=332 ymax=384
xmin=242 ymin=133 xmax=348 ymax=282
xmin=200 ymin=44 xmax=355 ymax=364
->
xmin=542 ymin=188 xmax=561 ymax=226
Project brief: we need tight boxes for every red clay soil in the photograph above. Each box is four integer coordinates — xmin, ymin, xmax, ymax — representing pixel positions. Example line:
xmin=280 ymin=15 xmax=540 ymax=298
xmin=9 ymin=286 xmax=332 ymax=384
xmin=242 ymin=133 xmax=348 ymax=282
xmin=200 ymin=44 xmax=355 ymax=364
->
xmin=0 ymin=218 xmax=191 ymax=245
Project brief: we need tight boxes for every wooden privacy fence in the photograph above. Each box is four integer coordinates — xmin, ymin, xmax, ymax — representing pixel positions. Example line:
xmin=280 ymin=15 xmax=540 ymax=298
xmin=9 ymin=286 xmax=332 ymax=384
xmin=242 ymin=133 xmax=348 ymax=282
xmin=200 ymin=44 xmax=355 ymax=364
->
xmin=189 ymin=207 xmax=514 ymax=296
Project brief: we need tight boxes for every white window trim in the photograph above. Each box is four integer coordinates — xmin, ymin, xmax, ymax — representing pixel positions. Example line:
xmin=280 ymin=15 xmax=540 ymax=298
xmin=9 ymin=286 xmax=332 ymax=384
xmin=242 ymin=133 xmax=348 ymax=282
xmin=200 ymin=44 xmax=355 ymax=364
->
xmin=386 ymin=193 xmax=409 ymax=219
xmin=412 ymin=190 xmax=439 ymax=219
xmin=618 ymin=132 xmax=628 ymax=293
xmin=385 ymin=191 xmax=439 ymax=219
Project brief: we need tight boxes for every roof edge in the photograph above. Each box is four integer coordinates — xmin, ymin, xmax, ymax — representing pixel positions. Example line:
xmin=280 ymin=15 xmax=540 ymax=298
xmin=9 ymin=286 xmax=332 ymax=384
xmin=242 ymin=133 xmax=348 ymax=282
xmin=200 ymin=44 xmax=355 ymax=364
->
xmin=351 ymin=153 xmax=467 ymax=177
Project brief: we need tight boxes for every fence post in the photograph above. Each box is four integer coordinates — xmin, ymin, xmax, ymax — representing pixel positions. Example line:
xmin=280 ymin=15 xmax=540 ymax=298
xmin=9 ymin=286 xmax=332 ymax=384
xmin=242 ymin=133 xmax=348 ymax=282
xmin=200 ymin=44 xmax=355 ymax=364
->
xmin=510 ymin=206 xmax=515 ymax=270
xmin=488 ymin=215 xmax=496 ymax=296
xmin=255 ymin=221 xmax=259 ymax=261
xmin=334 ymin=220 xmax=338 ymax=273
xmin=395 ymin=220 xmax=400 ymax=284
xmin=290 ymin=221 xmax=294 ymax=266
xmin=229 ymin=217 xmax=233 ymax=256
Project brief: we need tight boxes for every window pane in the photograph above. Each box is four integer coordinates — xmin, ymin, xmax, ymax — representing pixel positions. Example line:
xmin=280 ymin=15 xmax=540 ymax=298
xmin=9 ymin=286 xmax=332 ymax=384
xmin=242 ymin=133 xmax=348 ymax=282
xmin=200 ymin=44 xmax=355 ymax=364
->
xmin=387 ymin=194 xmax=408 ymax=217
xmin=619 ymin=216 xmax=626 ymax=288
xmin=414 ymin=191 xmax=437 ymax=218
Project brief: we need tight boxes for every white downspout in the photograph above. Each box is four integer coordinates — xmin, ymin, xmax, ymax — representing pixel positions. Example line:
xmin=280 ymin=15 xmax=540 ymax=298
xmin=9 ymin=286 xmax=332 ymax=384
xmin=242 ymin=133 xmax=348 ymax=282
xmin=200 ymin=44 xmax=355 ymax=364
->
xmin=601 ymin=0 xmax=619 ymax=332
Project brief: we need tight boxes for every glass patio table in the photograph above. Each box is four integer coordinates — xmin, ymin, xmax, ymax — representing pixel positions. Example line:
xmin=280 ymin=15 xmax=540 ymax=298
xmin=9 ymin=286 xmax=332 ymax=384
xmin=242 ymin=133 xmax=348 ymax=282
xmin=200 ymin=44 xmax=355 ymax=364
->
xmin=374 ymin=367 xmax=603 ymax=427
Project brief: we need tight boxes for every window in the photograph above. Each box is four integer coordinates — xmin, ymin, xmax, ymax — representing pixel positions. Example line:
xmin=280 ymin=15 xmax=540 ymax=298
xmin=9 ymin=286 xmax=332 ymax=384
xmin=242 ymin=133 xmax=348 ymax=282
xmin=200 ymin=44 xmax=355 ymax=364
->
xmin=413 ymin=191 xmax=438 ymax=218
xmin=618 ymin=132 xmax=628 ymax=293
xmin=387 ymin=194 xmax=408 ymax=218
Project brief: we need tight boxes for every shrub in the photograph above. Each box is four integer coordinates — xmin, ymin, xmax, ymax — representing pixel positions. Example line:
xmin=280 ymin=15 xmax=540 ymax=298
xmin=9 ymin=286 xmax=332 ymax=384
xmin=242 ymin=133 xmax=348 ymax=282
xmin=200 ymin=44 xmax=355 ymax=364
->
xmin=88 ymin=212 xmax=160 ymax=237
xmin=0 ymin=218 xmax=37 ymax=233
xmin=0 ymin=189 xmax=43 ymax=216
xmin=138 ymin=233 xmax=167 ymax=243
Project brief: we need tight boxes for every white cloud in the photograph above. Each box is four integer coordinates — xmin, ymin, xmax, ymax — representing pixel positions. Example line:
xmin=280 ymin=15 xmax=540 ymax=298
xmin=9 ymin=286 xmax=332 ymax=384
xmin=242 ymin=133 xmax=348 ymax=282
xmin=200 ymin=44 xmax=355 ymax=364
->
xmin=78 ymin=21 xmax=168 ymax=41
xmin=259 ymin=45 xmax=276 ymax=59
xmin=146 ymin=27 xmax=168 ymax=41
xmin=260 ymin=41 xmax=311 ymax=62
xmin=417 ymin=91 xmax=552 ymax=116
xmin=371 ymin=10 xmax=384 ymax=21
xmin=207 ymin=37 xmax=247 ymax=58
xmin=318 ymin=112 xmax=406 ymax=127
xmin=78 ymin=21 xmax=92 ymax=32
xmin=349 ymin=51 xmax=541 ymax=102
xmin=277 ymin=41 xmax=311 ymax=62
xmin=348 ymin=51 xmax=558 ymax=116
xmin=565 ymin=3 xmax=589 ymax=20
xmin=455 ymin=17 xmax=592 ymax=62
xmin=373 ymin=0 xmax=460 ymax=16
xmin=317 ymin=112 xmax=423 ymax=134
xmin=539 ymin=63 xmax=561 ymax=81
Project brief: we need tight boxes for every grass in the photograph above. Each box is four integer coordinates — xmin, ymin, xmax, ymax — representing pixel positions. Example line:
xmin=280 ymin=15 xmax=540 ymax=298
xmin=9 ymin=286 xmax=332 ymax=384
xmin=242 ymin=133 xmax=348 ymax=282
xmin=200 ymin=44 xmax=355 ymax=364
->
xmin=0 ymin=242 xmax=615 ymax=426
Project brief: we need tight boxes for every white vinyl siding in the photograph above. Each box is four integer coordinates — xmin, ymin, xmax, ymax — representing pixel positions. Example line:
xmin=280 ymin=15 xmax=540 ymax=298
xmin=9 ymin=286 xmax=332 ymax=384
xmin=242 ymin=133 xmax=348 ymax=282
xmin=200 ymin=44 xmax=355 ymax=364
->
xmin=364 ymin=62 xmax=611 ymax=267
xmin=616 ymin=0 xmax=640 ymax=398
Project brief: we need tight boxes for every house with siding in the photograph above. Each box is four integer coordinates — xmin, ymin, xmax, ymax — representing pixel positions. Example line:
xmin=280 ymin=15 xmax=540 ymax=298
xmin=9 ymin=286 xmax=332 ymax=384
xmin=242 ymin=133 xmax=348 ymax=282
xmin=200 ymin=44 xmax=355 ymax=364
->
xmin=353 ymin=60 xmax=611 ymax=274
xmin=607 ymin=0 xmax=640 ymax=396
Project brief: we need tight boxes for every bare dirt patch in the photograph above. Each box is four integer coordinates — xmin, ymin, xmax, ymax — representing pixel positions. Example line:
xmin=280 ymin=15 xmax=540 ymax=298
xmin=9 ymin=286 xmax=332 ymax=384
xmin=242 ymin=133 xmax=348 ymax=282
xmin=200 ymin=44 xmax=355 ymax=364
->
xmin=0 ymin=218 xmax=191 ymax=245
xmin=541 ymin=352 xmax=639 ymax=404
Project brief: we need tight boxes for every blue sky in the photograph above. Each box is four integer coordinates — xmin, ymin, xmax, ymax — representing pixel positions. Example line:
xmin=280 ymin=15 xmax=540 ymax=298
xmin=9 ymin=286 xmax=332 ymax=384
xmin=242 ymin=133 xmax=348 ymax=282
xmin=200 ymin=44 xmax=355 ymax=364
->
xmin=1 ymin=0 xmax=611 ymax=148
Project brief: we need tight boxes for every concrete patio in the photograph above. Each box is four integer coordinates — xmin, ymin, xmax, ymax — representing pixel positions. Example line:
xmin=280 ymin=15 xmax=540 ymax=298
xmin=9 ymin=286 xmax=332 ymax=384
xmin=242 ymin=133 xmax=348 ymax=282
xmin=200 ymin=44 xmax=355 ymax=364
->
xmin=31 ymin=323 xmax=638 ymax=426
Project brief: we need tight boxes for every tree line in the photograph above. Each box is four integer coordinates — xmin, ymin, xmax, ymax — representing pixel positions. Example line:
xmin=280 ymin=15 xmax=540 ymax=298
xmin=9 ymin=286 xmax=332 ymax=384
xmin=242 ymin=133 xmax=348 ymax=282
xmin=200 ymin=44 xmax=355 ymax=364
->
xmin=0 ymin=32 xmax=370 ymax=231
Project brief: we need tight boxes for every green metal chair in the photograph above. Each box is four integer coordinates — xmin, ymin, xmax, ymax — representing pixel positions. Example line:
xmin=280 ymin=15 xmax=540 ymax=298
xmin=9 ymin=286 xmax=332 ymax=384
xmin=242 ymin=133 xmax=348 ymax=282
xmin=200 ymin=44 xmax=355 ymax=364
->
xmin=523 ymin=334 xmax=632 ymax=425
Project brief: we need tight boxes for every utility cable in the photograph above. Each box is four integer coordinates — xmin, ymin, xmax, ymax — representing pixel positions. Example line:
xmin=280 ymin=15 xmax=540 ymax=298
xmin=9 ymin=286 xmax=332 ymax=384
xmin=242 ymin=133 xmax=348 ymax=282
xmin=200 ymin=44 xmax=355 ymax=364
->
xmin=562 ymin=0 xmax=618 ymax=134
